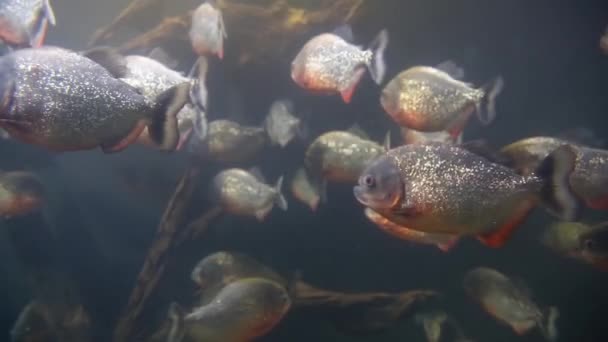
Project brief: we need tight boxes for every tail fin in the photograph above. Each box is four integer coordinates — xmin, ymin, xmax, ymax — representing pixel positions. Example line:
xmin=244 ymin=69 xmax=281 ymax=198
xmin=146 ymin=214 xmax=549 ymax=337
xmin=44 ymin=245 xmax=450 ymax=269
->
xmin=167 ymin=302 xmax=186 ymax=342
xmin=367 ymin=29 xmax=389 ymax=84
xmin=535 ymin=144 xmax=581 ymax=221
xmin=538 ymin=306 xmax=560 ymax=342
xmin=148 ymin=83 xmax=191 ymax=151
xmin=476 ymin=76 xmax=504 ymax=125
xmin=274 ymin=176 xmax=288 ymax=211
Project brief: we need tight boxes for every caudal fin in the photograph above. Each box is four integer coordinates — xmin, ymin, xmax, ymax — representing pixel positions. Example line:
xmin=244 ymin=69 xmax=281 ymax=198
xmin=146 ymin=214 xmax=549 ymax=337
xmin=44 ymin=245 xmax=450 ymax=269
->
xmin=535 ymin=144 xmax=581 ymax=221
xmin=476 ymin=76 xmax=504 ymax=125
xmin=274 ymin=176 xmax=288 ymax=211
xmin=538 ymin=306 xmax=560 ymax=342
xmin=367 ymin=29 xmax=389 ymax=84
xmin=148 ymin=83 xmax=191 ymax=151
xmin=167 ymin=302 xmax=186 ymax=342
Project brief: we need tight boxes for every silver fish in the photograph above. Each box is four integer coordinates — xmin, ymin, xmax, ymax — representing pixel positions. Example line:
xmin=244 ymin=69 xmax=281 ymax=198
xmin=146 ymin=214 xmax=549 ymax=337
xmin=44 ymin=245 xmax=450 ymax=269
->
xmin=291 ymin=26 xmax=388 ymax=103
xmin=264 ymin=99 xmax=305 ymax=148
xmin=0 ymin=0 xmax=56 ymax=48
xmin=210 ymin=168 xmax=287 ymax=221
xmin=0 ymin=46 xmax=189 ymax=152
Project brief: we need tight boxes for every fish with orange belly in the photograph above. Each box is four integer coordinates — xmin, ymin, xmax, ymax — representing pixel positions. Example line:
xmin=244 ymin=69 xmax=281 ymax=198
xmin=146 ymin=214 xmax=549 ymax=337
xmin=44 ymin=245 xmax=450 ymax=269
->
xmin=353 ymin=143 xmax=580 ymax=248
xmin=291 ymin=25 xmax=388 ymax=103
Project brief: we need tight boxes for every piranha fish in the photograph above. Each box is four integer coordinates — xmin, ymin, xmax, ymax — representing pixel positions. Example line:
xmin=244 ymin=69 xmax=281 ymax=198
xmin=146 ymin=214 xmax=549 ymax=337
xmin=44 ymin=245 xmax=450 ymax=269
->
xmin=264 ymin=99 xmax=307 ymax=148
xmin=0 ymin=46 xmax=190 ymax=153
xmin=290 ymin=167 xmax=321 ymax=211
xmin=542 ymin=221 xmax=608 ymax=271
xmin=500 ymin=136 xmax=608 ymax=210
xmin=191 ymin=251 xmax=286 ymax=304
xmin=401 ymin=126 xmax=462 ymax=145
xmin=353 ymin=143 xmax=580 ymax=248
xmin=210 ymin=168 xmax=288 ymax=221
xmin=364 ymin=208 xmax=458 ymax=252
xmin=291 ymin=25 xmax=389 ymax=103
xmin=187 ymin=119 xmax=267 ymax=164
xmin=119 ymin=54 xmax=208 ymax=149
xmin=463 ymin=267 xmax=560 ymax=341
xmin=381 ymin=62 xmax=503 ymax=137
xmin=305 ymin=128 xmax=388 ymax=201
xmin=190 ymin=0 xmax=227 ymax=59
xmin=167 ymin=277 xmax=291 ymax=342
xmin=0 ymin=170 xmax=45 ymax=218
xmin=0 ymin=0 xmax=56 ymax=48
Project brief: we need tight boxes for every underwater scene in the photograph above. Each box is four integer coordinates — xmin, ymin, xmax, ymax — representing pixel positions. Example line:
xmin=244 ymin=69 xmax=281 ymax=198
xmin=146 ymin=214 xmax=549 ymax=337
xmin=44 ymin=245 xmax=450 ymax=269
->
xmin=0 ymin=0 xmax=608 ymax=341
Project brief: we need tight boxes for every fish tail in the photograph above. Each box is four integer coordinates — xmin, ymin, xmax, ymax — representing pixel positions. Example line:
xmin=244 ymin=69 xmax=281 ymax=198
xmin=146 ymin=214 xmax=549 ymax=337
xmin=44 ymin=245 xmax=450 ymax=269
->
xmin=167 ymin=302 xmax=186 ymax=342
xmin=366 ymin=29 xmax=389 ymax=84
xmin=535 ymin=144 xmax=582 ymax=221
xmin=274 ymin=176 xmax=288 ymax=211
xmin=148 ymin=83 xmax=191 ymax=151
xmin=476 ymin=76 xmax=504 ymax=125
xmin=538 ymin=306 xmax=560 ymax=341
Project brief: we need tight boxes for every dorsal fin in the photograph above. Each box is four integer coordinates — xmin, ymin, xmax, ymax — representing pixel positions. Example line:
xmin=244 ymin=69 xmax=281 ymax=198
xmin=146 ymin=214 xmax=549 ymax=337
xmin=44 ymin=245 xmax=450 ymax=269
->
xmin=248 ymin=166 xmax=266 ymax=183
xmin=81 ymin=47 xmax=127 ymax=78
xmin=346 ymin=123 xmax=369 ymax=140
xmin=436 ymin=60 xmax=465 ymax=80
xmin=332 ymin=24 xmax=354 ymax=42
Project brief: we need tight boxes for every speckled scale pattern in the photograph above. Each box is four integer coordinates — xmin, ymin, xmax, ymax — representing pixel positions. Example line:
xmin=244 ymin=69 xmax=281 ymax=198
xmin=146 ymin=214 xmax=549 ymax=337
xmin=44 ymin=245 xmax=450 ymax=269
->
xmin=381 ymin=66 xmax=483 ymax=131
xmin=464 ymin=267 xmax=543 ymax=326
xmin=203 ymin=120 xmax=266 ymax=163
xmin=293 ymin=34 xmax=371 ymax=91
xmin=305 ymin=131 xmax=383 ymax=183
xmin=1 ymin=47 xmax=151 ymax=148
xmin=501 ymin=136 xmax=608 ymax=205
xmin=121 ymin=55 xmax=197 ymax=127
xmin=0 ymin=0 xmax=42 ymax=27
xmin=385 ymin=143 xmax=540 ymax=235
xmin=212 ymin=169 xmax=276 ymax=216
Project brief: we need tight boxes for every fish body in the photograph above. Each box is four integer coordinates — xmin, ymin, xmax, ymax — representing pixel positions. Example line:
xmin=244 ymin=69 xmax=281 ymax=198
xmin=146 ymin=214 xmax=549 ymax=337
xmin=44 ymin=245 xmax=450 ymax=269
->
xmin=305 ymin=131 xmax=384 ymax=185
xmin=264 ymin=99 xmax=304 ymax=148
xmin=120 ymin=55 xmax=206 ymax=149
xmin=168 ymin=278 xmax=291 ymax=342
xmin=0 ymin=0 xmax=56 ymax=48
xmin=0 ymin=170 xmax=44 ymax=218
xmin=542 ymin=221 xmax=608 ymax=270
xmin=191 ymin=251 xmax=285 ymax=297
xmin=0 ymin=47 xmax=189 ymax=152
xmin=401 ymin=126 xmax=462 ymax=145
xmin=210 ymin=168 xmax=287 ymax=221
xmin=463 ymin=267 xmax=559 ymax=340
xmin=354 ymin=143 xmax=578 ymax=247
xmin=501 ymin=136 xmax=608 ymax=210
xmin=381 ymin=66 xmax=502 ymax=136
xmin=189 ymin=0 xmax=227 ymax=59
xmin=190 ymin=120 xmax=266 ymax=163
xmin=364 ymin=208 xmax=458 ymax=252
xmin=291 ymin=28 xmax=388 ymax=103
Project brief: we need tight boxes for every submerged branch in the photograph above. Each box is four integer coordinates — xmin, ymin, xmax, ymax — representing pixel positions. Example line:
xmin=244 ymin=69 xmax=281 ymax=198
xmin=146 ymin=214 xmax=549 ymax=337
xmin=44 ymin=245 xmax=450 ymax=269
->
xmin=112 ymin=165 xmax=200 ymax=342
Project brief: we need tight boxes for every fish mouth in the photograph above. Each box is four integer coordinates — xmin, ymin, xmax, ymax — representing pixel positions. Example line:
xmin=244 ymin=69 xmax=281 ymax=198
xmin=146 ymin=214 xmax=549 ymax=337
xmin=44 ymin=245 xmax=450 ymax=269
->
xmin=353 ymin=185 xmax=368 ymax=206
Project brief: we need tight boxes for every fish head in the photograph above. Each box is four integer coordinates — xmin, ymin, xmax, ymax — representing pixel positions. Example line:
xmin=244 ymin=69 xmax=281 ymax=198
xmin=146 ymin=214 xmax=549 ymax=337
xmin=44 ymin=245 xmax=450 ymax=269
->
xmin=0 ymin=15 xmax=29 ymax=47
xmin=353 ymin=155 xmax=402 ymax=210
xmin=580 ymin=227 xmax=608 ymax=259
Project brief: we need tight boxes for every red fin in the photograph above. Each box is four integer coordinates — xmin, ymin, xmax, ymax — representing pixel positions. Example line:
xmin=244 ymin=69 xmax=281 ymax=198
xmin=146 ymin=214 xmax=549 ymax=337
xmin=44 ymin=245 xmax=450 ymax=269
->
xmin=217 ymin=48 xmax=224 ymax=60
xmin=511 ymin=321 xmax=535 ymax=335
xmin=340 ymin=84 xmax=356 ymax=103
xmin=340 ymin=68 xmax=366 ymax=103
xmin=477 ymin=202 xmax=535 ymax=248
xmin=446 ymin=107 xmax=474 ymax=139
xmin=101 ymin=121 xmax=147 ymax=153
xmin=176 ymin=127 xmax=193 ymax=151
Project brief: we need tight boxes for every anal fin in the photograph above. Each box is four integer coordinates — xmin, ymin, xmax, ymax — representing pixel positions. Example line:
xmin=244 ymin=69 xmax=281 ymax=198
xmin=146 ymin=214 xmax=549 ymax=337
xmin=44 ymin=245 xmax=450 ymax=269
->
xmin=101 ymin=120 xmax=146 ymax=153
xmin=477 ymin=201 xmax=535 ymax=248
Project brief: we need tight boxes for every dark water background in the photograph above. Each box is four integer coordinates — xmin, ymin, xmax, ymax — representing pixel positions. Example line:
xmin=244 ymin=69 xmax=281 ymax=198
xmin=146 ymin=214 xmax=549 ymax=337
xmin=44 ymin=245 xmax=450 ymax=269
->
xmin=1 ymin=0 xmax=608 ymax=341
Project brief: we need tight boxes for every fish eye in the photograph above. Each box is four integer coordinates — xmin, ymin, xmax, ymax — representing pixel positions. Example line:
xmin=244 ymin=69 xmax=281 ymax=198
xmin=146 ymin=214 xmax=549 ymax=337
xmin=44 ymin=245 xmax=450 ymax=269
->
xmin=363 ymin=175 xmax=375 ymax=188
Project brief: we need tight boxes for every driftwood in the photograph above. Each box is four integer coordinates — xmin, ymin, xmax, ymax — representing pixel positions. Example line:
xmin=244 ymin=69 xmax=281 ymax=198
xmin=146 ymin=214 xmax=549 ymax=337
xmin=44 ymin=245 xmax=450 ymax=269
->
xmin=293 ymin=281 xmax=439 ymax=335
xmin=112 ymin=166 xmax=200 ymax=342
xmin=90 ymin=0 xmax=364 ymax=67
